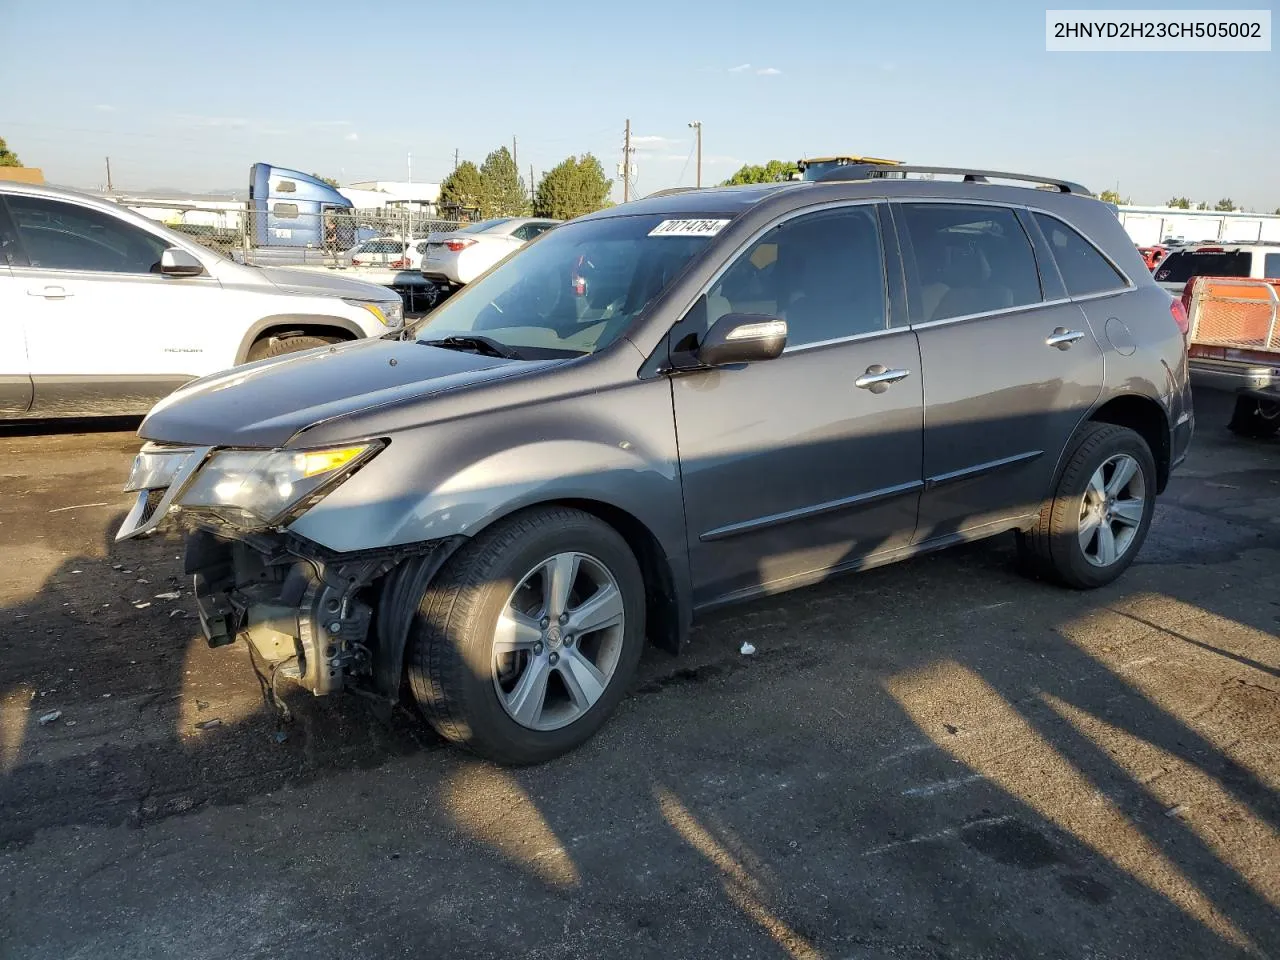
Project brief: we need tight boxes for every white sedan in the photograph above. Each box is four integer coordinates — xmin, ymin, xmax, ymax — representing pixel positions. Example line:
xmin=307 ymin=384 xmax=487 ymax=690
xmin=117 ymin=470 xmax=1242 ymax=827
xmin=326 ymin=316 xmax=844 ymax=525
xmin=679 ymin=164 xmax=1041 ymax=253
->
xmin=347 ymin=236 xmax=429 ymax=269
xmin=420 ymin=217 xmax=559 ymax=289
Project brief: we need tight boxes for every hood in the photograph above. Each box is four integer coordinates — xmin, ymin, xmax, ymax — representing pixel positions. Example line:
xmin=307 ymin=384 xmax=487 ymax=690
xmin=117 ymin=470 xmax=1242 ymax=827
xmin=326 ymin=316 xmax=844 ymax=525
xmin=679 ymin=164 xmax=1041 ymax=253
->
xmin=139 ymin=337 xmax=543 ymax=448
xmin=256 ymin=265 xmax=397 ymax=301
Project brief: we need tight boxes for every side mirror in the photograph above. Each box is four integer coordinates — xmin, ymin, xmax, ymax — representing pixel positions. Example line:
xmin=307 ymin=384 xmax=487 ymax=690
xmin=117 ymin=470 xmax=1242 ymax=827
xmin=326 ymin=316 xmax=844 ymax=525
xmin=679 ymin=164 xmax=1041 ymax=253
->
xmin=159 ymin=247 xmax=205 ymax=277
xmin=695 ymin=313 xmax=787 ymax=367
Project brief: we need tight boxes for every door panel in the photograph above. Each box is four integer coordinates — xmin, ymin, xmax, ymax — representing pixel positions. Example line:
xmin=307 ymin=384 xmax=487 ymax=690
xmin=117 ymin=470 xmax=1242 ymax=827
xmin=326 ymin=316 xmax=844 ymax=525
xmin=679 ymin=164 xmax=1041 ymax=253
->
xmin=912 ymin=301 xmax=1103 ymax=538
xmin=893 ymin=201 xmax=1105 ymax=540
xmin=670 ymin=202 xmax=923 ymax=607
xmin=675 ymin=332 xmax=923 ymax=605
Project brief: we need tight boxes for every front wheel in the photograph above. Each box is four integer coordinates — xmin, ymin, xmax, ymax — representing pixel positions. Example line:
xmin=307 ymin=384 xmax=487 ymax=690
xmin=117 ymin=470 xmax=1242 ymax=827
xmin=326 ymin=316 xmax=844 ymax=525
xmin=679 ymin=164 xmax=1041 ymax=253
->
xmin=406 ymin=507 xmax=646 ymax=765
xmin=1017 ymin=423 xmax=1156 ymax=589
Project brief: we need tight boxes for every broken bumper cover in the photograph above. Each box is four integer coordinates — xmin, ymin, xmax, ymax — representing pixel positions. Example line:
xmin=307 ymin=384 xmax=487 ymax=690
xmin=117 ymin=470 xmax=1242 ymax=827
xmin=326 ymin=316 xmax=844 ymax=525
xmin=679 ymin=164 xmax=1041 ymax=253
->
xmin=187 ymin=526 xmax=462 ymax=700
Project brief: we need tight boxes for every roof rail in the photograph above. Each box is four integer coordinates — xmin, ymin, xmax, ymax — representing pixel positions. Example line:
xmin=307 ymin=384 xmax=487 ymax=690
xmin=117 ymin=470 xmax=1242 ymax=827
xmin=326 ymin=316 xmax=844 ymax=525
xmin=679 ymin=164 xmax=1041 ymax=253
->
xmin=817 ymin=164 xmax=1092 ymax=196
xmin=643 ymin=186 xmax=707 ymax=199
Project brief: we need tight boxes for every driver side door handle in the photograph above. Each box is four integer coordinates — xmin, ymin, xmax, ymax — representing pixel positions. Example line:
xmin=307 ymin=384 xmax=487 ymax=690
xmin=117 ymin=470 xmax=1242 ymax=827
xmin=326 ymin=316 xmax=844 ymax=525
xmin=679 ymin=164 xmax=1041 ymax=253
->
xmin=855 ymin=365 xmax=911 ymax=393
xmin=28 ymin=285 xmax=74 ymax=299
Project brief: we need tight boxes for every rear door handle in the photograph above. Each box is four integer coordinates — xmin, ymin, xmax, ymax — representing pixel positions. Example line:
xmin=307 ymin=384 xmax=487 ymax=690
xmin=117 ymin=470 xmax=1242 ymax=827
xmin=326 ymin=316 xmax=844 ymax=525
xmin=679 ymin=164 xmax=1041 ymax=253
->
xmin=27 ymin=285 xmax=73 ymax=299
xmin=1046 ymin=327 xmax=1085 ymax=349
xmin=855 ymin=365 xmax=911 ymax=393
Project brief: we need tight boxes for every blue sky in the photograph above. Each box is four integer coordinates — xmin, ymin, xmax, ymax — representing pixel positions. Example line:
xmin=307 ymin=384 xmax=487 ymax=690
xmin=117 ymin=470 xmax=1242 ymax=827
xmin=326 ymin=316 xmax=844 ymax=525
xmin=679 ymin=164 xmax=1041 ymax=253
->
xmin=1 ymin=0 xmax=1275 ymax=209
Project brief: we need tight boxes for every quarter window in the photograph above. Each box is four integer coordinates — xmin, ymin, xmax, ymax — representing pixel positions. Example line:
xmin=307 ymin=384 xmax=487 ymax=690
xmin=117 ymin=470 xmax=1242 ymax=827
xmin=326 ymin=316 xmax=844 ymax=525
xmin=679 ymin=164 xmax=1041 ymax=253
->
xmin=5 ymin=195 xmax=168 ymax=274
xmin=706 ymin=206 xmax=888 ymax=347
xmin=899 ymin=203 xmax=1042 ymax=322
xmin=1034 ymin=213 xmax=1127 ymax=296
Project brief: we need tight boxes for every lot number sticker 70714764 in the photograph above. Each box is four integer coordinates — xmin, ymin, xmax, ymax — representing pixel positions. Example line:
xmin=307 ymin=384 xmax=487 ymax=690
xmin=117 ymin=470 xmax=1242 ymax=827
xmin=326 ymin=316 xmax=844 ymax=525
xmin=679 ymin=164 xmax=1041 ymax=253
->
xmin=647 ymin=219 xmax=731 ymax=237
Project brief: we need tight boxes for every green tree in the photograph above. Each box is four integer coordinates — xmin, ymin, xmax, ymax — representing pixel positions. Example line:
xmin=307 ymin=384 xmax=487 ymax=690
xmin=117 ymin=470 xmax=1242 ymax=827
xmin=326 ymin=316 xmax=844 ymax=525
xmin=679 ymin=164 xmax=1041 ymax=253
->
xmin=0 ymin=136 xmax=22 ymax=167
xmin=311 ymin=173 xmax=339 ymax=188
xmin=438 ymin=160 xmax=484 ymax=213
xmin=722 ymin=160 xmax=798 ymax=185
xmin=533 ymin=153 xmax=613 ymax=220
xmin=1166 ymin=196 xmax=1192 ymax=209
xmin=1196 ymin=201 xmax=1210 ymax=210
xmin=1214 ymin=197 xmax=1236 ymax=212
xmin=1274 ymin=208 xmax=1280 ymax=216
xmin=1098 ymin=189 xmax=1122 ymax=204
xmin=478 ymin=147 xmax=528 ymax=218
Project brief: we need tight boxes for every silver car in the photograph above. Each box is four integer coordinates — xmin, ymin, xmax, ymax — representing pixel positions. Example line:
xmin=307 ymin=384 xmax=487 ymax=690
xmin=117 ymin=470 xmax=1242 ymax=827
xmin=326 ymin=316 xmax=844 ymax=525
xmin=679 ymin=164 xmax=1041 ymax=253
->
xmin=420 ymin=217 xmax=559 ymax=290
xmin=119 ymin=164 xmax=1193 ymax=765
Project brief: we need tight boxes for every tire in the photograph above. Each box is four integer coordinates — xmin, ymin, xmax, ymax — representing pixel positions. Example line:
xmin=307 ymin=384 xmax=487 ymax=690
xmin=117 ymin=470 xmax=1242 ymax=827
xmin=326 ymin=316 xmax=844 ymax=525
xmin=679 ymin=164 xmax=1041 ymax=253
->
xmin=1016 ymin=423 xmax=1156 ymax=590
xmin=246 ymin=334 xmax=336 ymax=362
xmin=406 ymin=507 xmax=646 ymax=765
xmin=1227 ymin=395 xmax=1280 ymax=439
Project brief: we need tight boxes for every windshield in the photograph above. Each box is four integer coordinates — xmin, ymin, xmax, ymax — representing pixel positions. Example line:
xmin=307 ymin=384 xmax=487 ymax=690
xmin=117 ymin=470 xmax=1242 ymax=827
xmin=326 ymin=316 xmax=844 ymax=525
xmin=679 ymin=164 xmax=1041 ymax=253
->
xmin=1154 ymin=250 xmax=1251 ymax=284
xmin=459 ymin=218 xmax=513 ymax=234
xmin=413 ymin=213 xmax=723 ymax=357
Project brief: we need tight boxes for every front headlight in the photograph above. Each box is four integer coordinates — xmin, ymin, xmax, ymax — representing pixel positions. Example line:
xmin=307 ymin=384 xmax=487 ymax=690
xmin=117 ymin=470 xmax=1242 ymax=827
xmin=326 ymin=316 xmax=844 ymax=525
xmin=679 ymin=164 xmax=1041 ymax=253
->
xmin=346 ymin=298 xmax=404 ymax=328
xmin=176 ymin=442 xmax=382 ymax=528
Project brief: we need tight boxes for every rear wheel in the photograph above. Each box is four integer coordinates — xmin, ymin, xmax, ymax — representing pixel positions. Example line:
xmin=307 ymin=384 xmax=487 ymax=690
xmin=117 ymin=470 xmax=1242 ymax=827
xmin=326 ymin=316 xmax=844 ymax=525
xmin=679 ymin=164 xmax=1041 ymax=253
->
xmin=406 ymin=507 xmax=645 ymax=765
xmin=1227 ymin=395 xmax=1280 ymax=439
xmin=1017 ymin=423 xmax=1156 ymax=589
xmin=246 ymin=334 xmax=336 ymax=362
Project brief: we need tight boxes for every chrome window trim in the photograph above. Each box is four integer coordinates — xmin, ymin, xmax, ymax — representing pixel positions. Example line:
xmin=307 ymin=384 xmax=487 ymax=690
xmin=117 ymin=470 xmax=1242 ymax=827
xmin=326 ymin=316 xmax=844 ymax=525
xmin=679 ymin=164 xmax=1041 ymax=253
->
xmin=782 ymin=325 xmax=911 ymax=354
xmin=909 ymin=297 xmax=1073 ymax=332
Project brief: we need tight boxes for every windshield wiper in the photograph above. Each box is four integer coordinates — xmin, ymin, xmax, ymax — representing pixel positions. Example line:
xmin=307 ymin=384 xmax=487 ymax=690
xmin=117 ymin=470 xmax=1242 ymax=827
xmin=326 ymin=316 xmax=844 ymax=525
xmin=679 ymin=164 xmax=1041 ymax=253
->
xmin=419 ymin=335 xmax=523 ymax=360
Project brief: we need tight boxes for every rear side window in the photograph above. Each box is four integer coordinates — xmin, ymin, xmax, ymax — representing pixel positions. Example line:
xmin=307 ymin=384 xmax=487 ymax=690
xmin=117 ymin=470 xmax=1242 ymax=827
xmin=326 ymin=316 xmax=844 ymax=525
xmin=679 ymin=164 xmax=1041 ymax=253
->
xmin=1154 ymin=250 xmax=1251 ymax=284
xmin=272 ymin=203 xmax=299 ymax=219
xmin=707 ymin=205 xmax=887 ymax=346
xmin=1034 ymin=213 xmax=1128 ymax=296
xmin=899 ymin=203 xmax=1041 ymax=322
xmin=1264 ymin=253 xmax=1280 ymax=278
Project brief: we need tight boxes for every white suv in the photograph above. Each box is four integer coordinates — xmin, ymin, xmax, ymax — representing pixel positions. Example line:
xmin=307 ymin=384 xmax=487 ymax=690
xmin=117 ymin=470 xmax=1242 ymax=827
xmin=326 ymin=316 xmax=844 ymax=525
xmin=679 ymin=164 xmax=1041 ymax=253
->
xmin=0 ymin=182 xmax=405 ymax=418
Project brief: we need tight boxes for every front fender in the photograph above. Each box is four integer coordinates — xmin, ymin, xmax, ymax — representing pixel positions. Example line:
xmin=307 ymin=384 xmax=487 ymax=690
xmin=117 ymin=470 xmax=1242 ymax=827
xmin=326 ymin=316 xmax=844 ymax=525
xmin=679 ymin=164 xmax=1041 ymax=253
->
xmin=285 ymin=378 xmax=686 ymax=560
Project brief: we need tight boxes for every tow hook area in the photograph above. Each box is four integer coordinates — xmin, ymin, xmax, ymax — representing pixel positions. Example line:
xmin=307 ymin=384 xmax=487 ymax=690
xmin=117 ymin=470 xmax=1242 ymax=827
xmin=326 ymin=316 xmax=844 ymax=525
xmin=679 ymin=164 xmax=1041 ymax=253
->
xmin=186 ymin=528 xmax=462 ymax=705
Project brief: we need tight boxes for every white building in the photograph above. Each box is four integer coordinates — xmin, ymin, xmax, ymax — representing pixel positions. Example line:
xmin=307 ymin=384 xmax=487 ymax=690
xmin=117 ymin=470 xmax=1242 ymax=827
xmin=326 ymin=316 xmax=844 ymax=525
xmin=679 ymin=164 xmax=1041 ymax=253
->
xmin=1116 ymin=205 xmax=1280 ymax=246
xmin=338 ymin=180 xmax=440 ymax=212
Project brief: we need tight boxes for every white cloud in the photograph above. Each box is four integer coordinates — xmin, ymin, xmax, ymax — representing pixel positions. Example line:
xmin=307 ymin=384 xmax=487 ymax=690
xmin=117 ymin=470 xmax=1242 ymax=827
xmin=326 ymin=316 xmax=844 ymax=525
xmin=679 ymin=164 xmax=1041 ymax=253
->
xmin=344 ymin=132 xmax=359 ymax=142
xmin=174 ymin=114 xmax=250 ymax=129
xmin=728 ymin=63 xmax=752 ymax=72
xmin=756 ymin=67 xmax=782 ymax=76
xmin=631 ymin=135 xmax=682 ymax=151
xmin=94 ymin=104 xmax=116 ymax=112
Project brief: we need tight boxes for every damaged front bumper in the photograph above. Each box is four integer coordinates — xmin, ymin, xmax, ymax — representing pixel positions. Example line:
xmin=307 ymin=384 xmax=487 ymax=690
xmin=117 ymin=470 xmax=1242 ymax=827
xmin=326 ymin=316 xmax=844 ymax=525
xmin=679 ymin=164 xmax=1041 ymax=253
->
xmin=186 ymin=524 xmax=461 ymax=702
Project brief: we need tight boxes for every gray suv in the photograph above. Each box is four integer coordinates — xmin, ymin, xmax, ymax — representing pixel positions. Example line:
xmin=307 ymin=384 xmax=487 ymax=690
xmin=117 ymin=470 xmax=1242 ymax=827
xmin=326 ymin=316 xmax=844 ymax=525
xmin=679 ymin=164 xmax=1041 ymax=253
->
xmin=118 ymin=165 xmax=1194 ymax=764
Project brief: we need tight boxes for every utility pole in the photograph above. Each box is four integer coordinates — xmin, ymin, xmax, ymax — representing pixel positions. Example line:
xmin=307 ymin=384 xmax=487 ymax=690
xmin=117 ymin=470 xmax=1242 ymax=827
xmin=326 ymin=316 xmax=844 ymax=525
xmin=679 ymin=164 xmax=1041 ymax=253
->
xmin=688 ymin=121 xmax=702 ymax=188
xmin=104 ymin=156 xmax=113 ymax=193
xmin=512 ymin=136 xmax=517 ymax=170
xmin=407 ymin=151 xmax=412 ymax=185
xmin=622 ymin=119 xmax=634 ymax=203
xmin=454 ymin=148 xmax=459 ymax=171
xmin=530 ymin=163 xmax=535 ymax=208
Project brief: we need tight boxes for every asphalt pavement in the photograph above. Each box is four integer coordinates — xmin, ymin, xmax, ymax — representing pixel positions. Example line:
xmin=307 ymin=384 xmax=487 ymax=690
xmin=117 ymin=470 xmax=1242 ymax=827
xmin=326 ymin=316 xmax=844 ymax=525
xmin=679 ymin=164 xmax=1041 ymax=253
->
xmin=0 ymin=391 xmax=1276 ymax=960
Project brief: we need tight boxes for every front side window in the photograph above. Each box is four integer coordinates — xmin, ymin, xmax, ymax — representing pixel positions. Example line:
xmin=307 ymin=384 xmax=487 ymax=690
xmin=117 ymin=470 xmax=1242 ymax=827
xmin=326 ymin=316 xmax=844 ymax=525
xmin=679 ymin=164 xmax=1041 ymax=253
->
xmin=414 ymin=213 xmax=719 ymax=358
xmin=899 ymin=203 xmax=1042 ymax=322
xmin=6 ymin=195 xmax=168 ymax=274
xmin=706 ymin=205 xmax=887 ymax=346
xmin=1034 ymin=213 xmax=1127 ymax=296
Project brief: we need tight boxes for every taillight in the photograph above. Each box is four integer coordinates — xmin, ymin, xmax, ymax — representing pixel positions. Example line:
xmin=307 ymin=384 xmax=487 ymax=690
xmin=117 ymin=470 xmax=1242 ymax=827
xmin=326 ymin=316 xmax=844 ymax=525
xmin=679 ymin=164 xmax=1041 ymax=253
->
xmin=445 ymin=238 xmax=477 ymax=252
xmin=390 ymin=258 xmax=408 ymax=268
xmin=1170 ymin=297 xmax=1190 ymax=339
xmin=351 ymin=258 xmax=362 ymax=266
